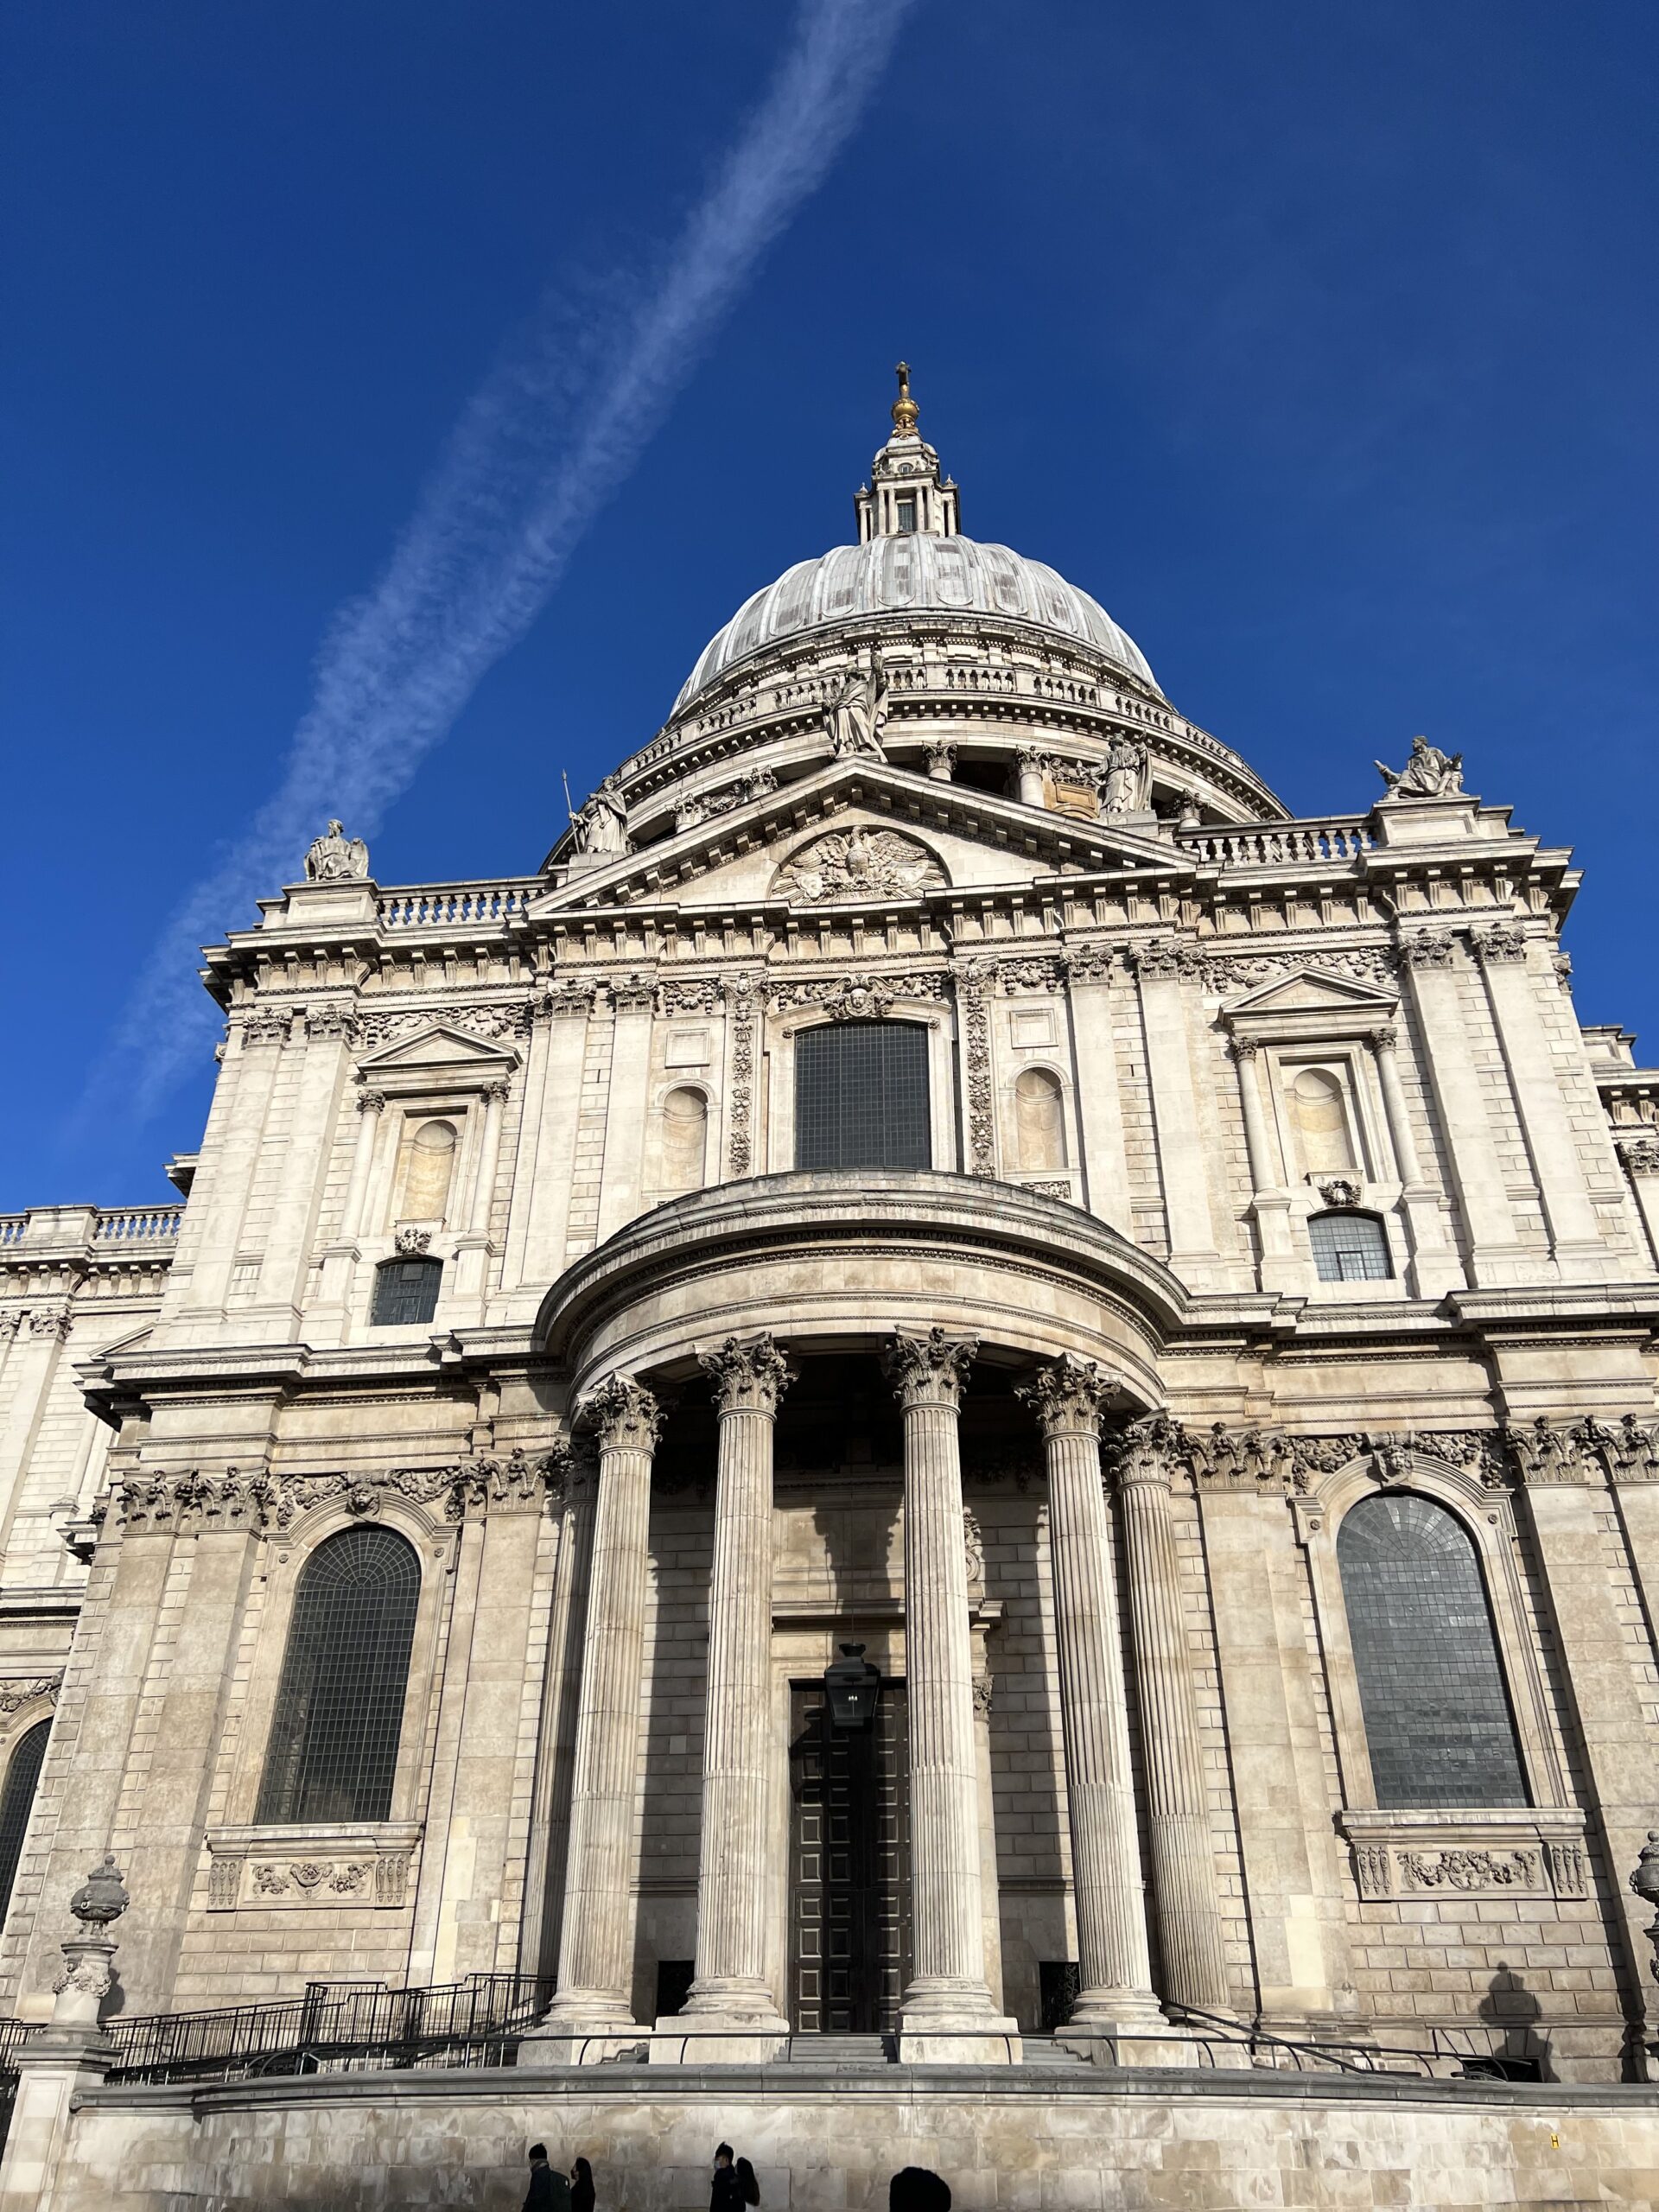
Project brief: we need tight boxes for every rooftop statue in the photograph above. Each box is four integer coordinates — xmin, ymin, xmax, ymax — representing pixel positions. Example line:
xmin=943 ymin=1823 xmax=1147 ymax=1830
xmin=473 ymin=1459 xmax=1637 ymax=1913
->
xmin=1099 ymin=734 xmax=1149 ymax=817
xmin=570 ymin=772 xmax=631 ymax=857
xmin=825 ymin=645 xmax=890 ymax=759
xmin=1376 ymin=734 xmax=1464 ymax=801
xmin=304 ymin=819 xmax=370 ymax=881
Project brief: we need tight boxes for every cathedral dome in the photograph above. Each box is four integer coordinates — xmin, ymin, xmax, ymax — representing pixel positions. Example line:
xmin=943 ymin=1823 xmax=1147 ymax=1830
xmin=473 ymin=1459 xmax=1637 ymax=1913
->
xmin=671 ymin=534 xmax=1160 ymax=716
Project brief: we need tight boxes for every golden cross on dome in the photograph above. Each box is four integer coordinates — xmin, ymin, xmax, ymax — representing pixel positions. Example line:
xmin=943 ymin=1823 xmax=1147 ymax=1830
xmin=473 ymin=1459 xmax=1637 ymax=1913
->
xmin=891 ymin=360 xmax=919 ymax=435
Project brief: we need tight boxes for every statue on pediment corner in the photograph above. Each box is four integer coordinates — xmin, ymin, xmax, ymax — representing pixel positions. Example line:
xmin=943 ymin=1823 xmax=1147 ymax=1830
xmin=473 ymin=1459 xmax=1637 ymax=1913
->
xmin=1375 ymin=735 xmax=1464 ymax=801
xmin=1099 ymin=734 xmax=1148 ymax=817
xmin=304 ymin=820 xmax=370 ymax=881
xmin=570 ymin=772 xmax=631 ymax=857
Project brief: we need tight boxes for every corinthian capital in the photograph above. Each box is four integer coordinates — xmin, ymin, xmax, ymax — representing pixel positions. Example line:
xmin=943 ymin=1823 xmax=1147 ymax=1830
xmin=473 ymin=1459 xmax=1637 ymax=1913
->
xmin=1015 ymin=1353 xmax=1116 ymax=1440
xmin=883 ymin=1326 xmax=977 ymax=1411
xmin=701 ymin=1332 xmax=793 ymax=1417
xmin=577 ymin=1373 xmax=664 ymax=1453
xmin=1101 ymin=1414 xmax=1187 ymax=1491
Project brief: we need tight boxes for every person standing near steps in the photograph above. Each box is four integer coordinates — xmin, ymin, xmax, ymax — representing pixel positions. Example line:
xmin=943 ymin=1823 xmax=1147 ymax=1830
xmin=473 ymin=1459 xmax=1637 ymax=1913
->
xmin=710 ymin=2144 xmax=760 ymax=2211
xmin=524 ymin=2145 xmax=573 ymax=2212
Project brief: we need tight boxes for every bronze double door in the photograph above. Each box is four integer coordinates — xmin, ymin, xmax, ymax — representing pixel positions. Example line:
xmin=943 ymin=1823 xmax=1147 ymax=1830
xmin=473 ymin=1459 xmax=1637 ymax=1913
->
xmin=788 ymin=1678 xmax=912 ymax=2033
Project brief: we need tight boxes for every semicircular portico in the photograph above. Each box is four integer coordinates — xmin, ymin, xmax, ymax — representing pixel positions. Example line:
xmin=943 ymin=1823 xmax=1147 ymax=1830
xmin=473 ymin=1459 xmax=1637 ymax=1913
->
xmin=534 ymin=1167 xmax=1186 ymax=1404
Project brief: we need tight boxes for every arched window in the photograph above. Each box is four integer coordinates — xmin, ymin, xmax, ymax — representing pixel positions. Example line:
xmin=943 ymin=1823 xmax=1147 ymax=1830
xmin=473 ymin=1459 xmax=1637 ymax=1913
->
xmin=1287 ymin=1066 xmax=1356 ymax=1174
xmin=398 ymin=1118 xmax=458 ymax=1221
xmin=1014 ymin=1067 xmax=1066 ymax=1171
xmin=1337 ymin=1493 xmax=1527 ymax=1808
xmin=660 ymin=1087 xmax=709 ymax=1193
xmin=0 ymin=1720 xmax=49 ymax=1928
xmin=256 ymin=1526 xmax=421 ymax=1825
xmin=1309 ymin=1211 xmax=1392 ymax=1282
xmin=795 ymin=1021 xmax=930 ymax=1171
xmin=370 ymin=1255 xmax=443 ymax=1325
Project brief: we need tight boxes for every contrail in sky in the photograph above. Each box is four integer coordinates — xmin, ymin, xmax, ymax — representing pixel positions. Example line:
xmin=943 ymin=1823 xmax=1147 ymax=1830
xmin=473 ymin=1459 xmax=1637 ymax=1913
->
xmin=97 ymin=0 xmax=915 ymax=1116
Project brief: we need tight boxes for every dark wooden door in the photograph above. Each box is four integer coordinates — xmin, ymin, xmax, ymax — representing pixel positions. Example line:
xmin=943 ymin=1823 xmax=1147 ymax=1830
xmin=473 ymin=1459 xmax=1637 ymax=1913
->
xmin=789 ymin=1678 xmax=910 ymax=2032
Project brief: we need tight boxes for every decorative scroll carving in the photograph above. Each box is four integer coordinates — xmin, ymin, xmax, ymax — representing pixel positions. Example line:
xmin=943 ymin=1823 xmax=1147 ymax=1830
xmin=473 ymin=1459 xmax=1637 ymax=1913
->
xmin=608 ymin=972 xmax=657 ymax=1013
xmin=221 ymin=1849 xmax=411 ymax=1911
xmin=393 ymin=1226 xmax=432 ymax=1256
xmin=1395 ymin=931 xmax=1456 ymax=971
xmin=882 ymin=1327 xmax=977 ymax=1411
xmin=657 ymin=977 xmax=721 ymax=1015
xmin=303 ymin=1006 xmax=361 ymax=1044
xmin=1503 ymin=1418 xmax=1595 ymax=1486
xmin=578 ymin=1374 xmax=664 ymax=1452
xmin=1064 ymin=944 xmax=1120 ymax=985
xmin=1128 ymin=939 xmax=1202 ymax=982
xmin=0 ymin=1315 xmax=20 ymax=1343
xmin=117 ymin=1448 xmax=570 ymax=1535
xmin=1203 ymin=947 xmax=1398 ymax=993
xmin=1618 ymin=1136 xmax=1659 ymax=1179
xmin=546 ymin=978 xmax=603 ymax=1018
xmin=1471 ymin=925 xmax=1529 ymax=965
xmin=1375 ymin=736 xmax=1464 ymax=800
xmin=953 ymin=963 xmax=996 ymax=1174
xmin=702 ymin=1332 xmax=793 ymax=1418
xmin=723 ymin=975 xmax=760 ymax=1177
xmin=1316 ymin=1178 xmax=1362 ymax=1210
xmin=357 ymin=1087 xmax=387 ymax=1116
xmin=1341 ymin=1811 xmax=1583 ymax=1903
xmin=0 ymin=1675 xmax=60 ymax=1717
xmin=971 ymin=1675 xmax=995 ymax=1719
xmin=1019 ymin=1178 xmax=1075 ymax=1202
xmin=29 ymin=1306 xmax=73 ymax=1342
xmin=772 ymin=827 xmax=944 ymax=905
xmin=239 ymin=1010 xmax=292 ymax=1045
xmin=1401 ymin=1848 xmax=1538 ymax=1891
xmin=995 ymin=957 xmax=1065 ymax=995
xmin=1017 ymin=1354 xmax=1116 ymax=1442
xmin=359 ymin=1000 xmax=533 ymax=1046
xmin=771 ymin=970 xmax=947 ymax=1014
xmin=1560 ymin=1414 xmax=1659 ymax=1485
xmin=924 ymin=741 xmax=957 ymax=781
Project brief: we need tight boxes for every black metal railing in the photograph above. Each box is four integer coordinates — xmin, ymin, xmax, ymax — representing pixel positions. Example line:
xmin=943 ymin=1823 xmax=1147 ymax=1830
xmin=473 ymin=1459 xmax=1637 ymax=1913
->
xmin=99 ymin=1972 xmax=556 ymax=2086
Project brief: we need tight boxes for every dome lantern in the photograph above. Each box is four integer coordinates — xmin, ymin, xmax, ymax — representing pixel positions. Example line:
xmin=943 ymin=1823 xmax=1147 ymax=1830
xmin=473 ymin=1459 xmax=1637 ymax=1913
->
xmin=855 ymin=362 xmax=960 ymax=544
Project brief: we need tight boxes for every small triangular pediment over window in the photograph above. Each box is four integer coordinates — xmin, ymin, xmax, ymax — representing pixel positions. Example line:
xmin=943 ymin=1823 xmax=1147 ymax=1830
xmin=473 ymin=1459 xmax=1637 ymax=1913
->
xmin=1221 ymin=968 xmax=1399 ymax=1017
xmin=357 ymin=1025 xmax=519 ymax=1075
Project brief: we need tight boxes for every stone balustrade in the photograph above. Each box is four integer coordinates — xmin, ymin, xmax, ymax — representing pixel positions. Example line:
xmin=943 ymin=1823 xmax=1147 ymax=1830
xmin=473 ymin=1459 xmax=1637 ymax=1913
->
xmin=376 ymin=880 xmax=537 ymax=929
xmin=1178 ymin=817 xmax=1374 ymax=867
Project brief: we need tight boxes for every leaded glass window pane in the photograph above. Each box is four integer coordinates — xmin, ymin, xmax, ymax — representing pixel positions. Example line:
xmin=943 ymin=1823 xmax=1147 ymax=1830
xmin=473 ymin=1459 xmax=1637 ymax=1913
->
xmin=1337 ymin=1492 xmax=1528 ymax=1808
xmin=1309 ymin=1211 xmax=1392 ymax=1281
xmin=370 ymin=1256 xmax=442 ymax=1325
xmin=256 ymin=1526 xmax=420 ymax=1825
xmin=0 ymin=1720 xmax=49 ymax=1928
xmin=795 ymin=1022 xmax=931 ymax=1171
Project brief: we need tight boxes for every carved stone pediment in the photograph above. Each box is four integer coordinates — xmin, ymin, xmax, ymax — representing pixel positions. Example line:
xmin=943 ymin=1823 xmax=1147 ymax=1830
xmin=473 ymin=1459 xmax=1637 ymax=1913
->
xmin=771 ymin=826 xmax=946 ymax=905
xmin=1222 ymin=967 xmax=1399 ymax=1018
xmin=356 ymin=1022 xmax=520 ymax=1077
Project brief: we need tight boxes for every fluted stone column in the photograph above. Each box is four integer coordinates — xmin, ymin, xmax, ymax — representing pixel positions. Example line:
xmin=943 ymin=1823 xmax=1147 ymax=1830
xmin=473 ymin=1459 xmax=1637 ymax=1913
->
xmin=1015 ymin=1357 xmax=1166 ymax=2042
xmin=884 ymin=1329 xmax=1018 ymax=2062
xmin=531 ymin=1374 xmax=661 ymax=2059
xmin=1104 ymin=1415 xmax=1235 ymax=2018
xmin=658 ymin=1334 xmax=792 ymax=2061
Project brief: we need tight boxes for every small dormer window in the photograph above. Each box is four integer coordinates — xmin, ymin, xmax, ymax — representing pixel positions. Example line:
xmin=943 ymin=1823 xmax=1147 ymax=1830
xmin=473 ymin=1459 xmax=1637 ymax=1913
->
xmin=895 ymin=495 xmax=917 ymax=533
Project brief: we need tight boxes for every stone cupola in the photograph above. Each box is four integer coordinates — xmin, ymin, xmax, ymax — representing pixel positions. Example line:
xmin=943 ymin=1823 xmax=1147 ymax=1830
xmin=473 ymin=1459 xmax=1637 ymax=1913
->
xmin=855 ymin=362 xmax=961 ymax=543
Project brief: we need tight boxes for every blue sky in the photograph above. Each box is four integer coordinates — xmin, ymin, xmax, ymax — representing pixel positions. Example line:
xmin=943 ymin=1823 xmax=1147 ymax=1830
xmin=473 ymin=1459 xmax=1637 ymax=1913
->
xmin=4 ymin=0 xmax=1656 ymax=1208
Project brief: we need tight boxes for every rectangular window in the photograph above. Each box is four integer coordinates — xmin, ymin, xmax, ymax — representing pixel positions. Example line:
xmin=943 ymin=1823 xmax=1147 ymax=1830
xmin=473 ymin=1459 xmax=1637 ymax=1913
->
xmin=795 ymin=1022 xmax=931 ymax=1171
xmin=895 ymin=495 xmax=917 ymax=532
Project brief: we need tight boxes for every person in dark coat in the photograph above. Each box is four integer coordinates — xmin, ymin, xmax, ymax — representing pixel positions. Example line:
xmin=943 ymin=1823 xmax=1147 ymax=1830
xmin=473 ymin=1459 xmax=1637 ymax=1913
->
xmin=569 ymin=2156 xmax=595 ymax=2212
xmin=524 ymin=2144 xmax=573 ymax=2212
xmin=710 ymin=2144 xmax=747 ymax=2212
xmin=735 ymin=2156 xmax=760 ymax=2205
xmin=889 ymin=2169 xmax=950 ymax=2212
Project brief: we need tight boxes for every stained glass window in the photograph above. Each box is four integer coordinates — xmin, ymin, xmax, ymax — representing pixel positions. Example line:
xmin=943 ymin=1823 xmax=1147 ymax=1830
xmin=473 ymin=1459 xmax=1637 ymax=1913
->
xmin=795 ymin=1021 xmax=931 ymax=1171
xmin=256 ymin=1526 xmax=420 ymax=1825
xmin=0 ymin=1720 xmax=49 ymax=1929
xmin=1337 ymin=1492 xmax=1528 ymax=1808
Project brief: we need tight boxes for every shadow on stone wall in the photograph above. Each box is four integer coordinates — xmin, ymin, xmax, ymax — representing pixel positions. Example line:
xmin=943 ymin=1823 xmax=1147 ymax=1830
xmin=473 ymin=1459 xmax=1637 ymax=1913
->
xmin=1477 ymin=1958 xmax=1552 ymax=2080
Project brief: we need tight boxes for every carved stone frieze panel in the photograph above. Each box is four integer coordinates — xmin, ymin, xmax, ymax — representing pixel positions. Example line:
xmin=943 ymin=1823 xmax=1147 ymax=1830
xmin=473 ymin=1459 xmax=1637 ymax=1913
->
xmin=0 ymin=1675 xmax=60 ymax=1718
xmin=359 ymin=1001 xmax=533 ymax=1047
xmin=723 ymin=974 xmax=760 ymax=1177
xmin=1338 ymin=1809 xmax=1587 ymax=1903
xmin=205 ymin=1823 xmax=422 ymax=1912
xmin=952 ymin=964 xmax=996 ymax=1173
xmin=116 ymin=1446 xmax=571 ymax=1536
xmin=1201 ymin=946 xmax=1398 ymax=993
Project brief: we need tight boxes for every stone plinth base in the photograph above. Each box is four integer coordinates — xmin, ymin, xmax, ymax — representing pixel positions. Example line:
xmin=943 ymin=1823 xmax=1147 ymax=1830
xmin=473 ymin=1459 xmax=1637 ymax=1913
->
xmin=24 ymin=2063 xmax=1659 ymax=2211
xmin=897 ymin=2023 xmax=1022 ymax=2065
xmin=648 ymin=2017 xmax=790 ymax=2066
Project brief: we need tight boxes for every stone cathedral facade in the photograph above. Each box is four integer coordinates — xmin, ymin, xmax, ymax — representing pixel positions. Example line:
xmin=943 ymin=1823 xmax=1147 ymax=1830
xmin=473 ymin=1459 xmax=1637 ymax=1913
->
xmin=2 ymin=375 xmax=1658 ymax=2205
